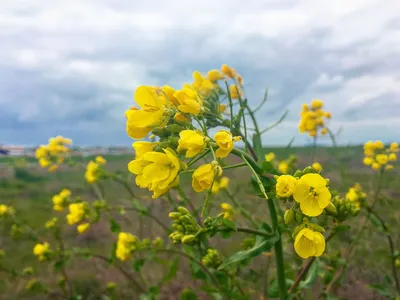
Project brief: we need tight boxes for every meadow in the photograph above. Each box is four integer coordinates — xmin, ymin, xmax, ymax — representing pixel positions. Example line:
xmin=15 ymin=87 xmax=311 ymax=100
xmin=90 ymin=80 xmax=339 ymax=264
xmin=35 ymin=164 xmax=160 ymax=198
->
xmin=1 ymin=145 xmax=399 ymax=300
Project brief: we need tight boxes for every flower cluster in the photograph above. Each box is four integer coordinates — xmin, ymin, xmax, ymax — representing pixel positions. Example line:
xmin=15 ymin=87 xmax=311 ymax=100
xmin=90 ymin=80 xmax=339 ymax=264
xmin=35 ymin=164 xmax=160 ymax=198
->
xmin=85 ymin=156 xmax=107 ymax=183
xmin=276 ymin=167 xmax=333 ymax=258
xmin=115 ymin=232 xmax=139 ymax=261
xmin=219 ymin=203 xmax=234 ymax=220
xmin=211 ymin=176 xmax=230 ymax=194
xmin=52 ymin=188 xmax=71 ymax=211
xmin=298 ymin=100 xmax=331 ymax=137
xmin=201 ymin=248 xmax=223 ymax=268
xmin=66 ymin=202 xmax=90 ymax=233
xmin=33 ymin=242 xmax=51 ymax=261
xmin=125 ymin=65 xmax=243 ymax=198
xmin=35 ymin=136 xmax=72 ymax=172
xmin=363 ymin=140 xmax=398 ymax=171
xmin=168 ymin=207 xmax=200 ymax=245
xmin=0 ymin=204 xmax=14 ymax=218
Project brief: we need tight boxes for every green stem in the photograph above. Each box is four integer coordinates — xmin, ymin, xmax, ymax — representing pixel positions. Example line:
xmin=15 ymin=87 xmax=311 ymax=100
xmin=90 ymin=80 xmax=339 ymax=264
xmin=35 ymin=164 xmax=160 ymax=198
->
xmin=177 ymin=187 xmax=202 ymax=226
xmin=181 ymin=162 xmax=246 ymax=174
xmin=187 ymin=149 xmax=210 ymax=167
xmin=115 ymin=207 xmax=171 ymax=233
xmin=237 ymin=95 xmax=248 ymax=152
xmin=240 ymin=154 xmax=287 ymax=300
xmin=225 ymin=80 xmax=235 ymax=133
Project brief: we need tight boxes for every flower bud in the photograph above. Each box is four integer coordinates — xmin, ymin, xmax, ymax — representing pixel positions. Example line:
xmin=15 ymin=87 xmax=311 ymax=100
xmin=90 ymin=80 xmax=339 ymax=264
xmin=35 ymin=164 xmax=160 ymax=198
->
xmin=181 ymin=234 xmax=196 ymax=244
xmin=168 ymin=212 xmax=181 ymax=219
xmin=166 ymin=124 xmax=183 ymax=133
xmin=302 ymin=166 xmax=314 ymax=174
xmin=284 ymin=209 xmax=295 ymax=225
xmin=295 ymin=211 xmax=303 ymax=224
xmin=293 ymin=170 xmax=303 ymax=178
xmin=325 ymin=202 xmax=337 ymax=215
xmin=308 ymin=223 xmax=325 ymax=233
xmin=178 ymin=206 xmax=191 ymax=215
xmin=151 ymin=128 xmax=169 ymax=137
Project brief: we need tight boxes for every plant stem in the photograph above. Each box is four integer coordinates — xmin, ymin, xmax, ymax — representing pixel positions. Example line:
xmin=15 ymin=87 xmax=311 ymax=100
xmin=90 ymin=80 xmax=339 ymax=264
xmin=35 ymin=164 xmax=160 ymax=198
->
xmin=224 ymin=80 xmax=234 ymax=133
xmin=187 ymin=149 xmax=210 ymax=167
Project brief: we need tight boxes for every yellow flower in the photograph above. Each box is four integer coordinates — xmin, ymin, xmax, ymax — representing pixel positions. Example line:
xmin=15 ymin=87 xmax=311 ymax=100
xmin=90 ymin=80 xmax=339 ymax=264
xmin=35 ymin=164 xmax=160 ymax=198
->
xmin=39 ymin=158 xmax=51 ymax=168
xmin=221 ymin=64 xmax=236 ymax=79
xmin=77 ymin=223 xmax=90 ymax=234
xmin=385 ymin=164 xmax=394 ymax=171
xmin=59 ymin=189 xmax=71 ymax=198
xmin=35 ymin=146 xmax=48 ymax=159
xmin=162 ymin=85 xmax=179 ymax=106
xmin=192 ymin=164 xmax=216 ymax=192
xmin=66 ymin=203 xmax=86 ymax=225
xmin=48 ymin=165 xmax=58 ymax=172
xmin=363 ymin=157 xmax=373 ymax=166
xmin=177 ymin=130 xmax=206 ymax=158
xmin=325 ymin=112 xmax=332 ymax=119
xmin=389 ymin=153 xmax=397 ymax=161
xmin=293 ymin=174 xmax=331 ymax=217
xmin=174 ymin=88 xmax=202 ymax=114
xmin=125 ymin=86 xmax=167 ymax=139
xmin=372 ymin=162 xmax=381 ymax=171
xmin=221 ymin=203 xmax=233 ymax=211
xmin=237 ymin=75 xmax=244 ymax=86
xmin=192 ymin=71 xmax=215 ymax=95
xmin=375 ymin=154 xmax=388 ymax=165
xmin=214 ymin=130 xmax=241 ymax=158
xmin=294 ymin=228 xmax=325 ymax=259
xmin=276 ymin=175 xmax=297 ymax=198
xmin=211 ymin=176 xmax=230 ymax=194
xmin=218 ymin=104 xmax=227 ymax=113
xmin=95 ymin=156 xmax=107 ymax=165
xmin=0 ymin=204 xmax=13 ymax=217
xmin=320 ymin=128 xmax=328 ymax=135
xmin=85 ymin=161 xmax=100 ymax=183
xmin=173 ymin=112 xmax=191 ymax=125
xmin=45 ymin=217 xmax=58 ymax=229
xmin=116 ymin=232 xmax=137 ymax=261
xmin=345 ymin=188 xmax=359 ymax=202
xmin=33 ymin=242 xmax=50 ymax=261
xmin=374 ymin=140 xmax=384 ymax=149
xmin=312 ymin=162 xmax=322 ymax=173
xmin=207 ymin=69 xmax=224 ymax=81
xmin=132 ymin=141 xmax=158 ymax=159
xmin=278 ymin=161 xmax=289 ymax=174
xmin=229 ymin=84 xmax=242 ymax=99
xmin=264 ymin=152 xmax=275 ymax=162
xmin=128 ymin=148 xmax=180 ymax=198
xmin=389 ymin=142 xmax=399 ymax=152
xmin=311 ymin=99 xmax=324 ymax=109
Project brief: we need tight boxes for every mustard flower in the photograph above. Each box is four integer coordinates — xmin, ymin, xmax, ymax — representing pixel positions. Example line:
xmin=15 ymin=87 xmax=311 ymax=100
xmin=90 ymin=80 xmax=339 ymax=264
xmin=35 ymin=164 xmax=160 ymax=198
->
xmin=214 ymin=130 xmax=241 ymax=158
xmin=174 ymin=88 xmax=202 ymax=114
xmin=211 ymin=176 xmax=230 ymax=194
xmin=33 ymin=242 xmax=51 ymax=261
xmin=77 ymin=223 xmax=90 ymax=234
xmin=221 ymin=64 xmax=236 ymax=79
xmin=278 ymin=161 xmax=289 ymax=174
xmin=312 ymin=162 xmax=322 ymax=173
xmin=128 ymin=148 xmax=180 ymax=198
xmin=66 ymin=203 xmax=86 ymax=225
xmin=294 ymin=228 xmax=325 ymax=259
xmin=207 ymin=69 xmax=224 ymax=82
xmin=229 ymin=84 xmax=242 ymax=99
xmin=125 ymin=86 xmax=167 ymax=139
xmin=177 ymin=130 xmax=206 ymax=158
xmin=85 ymin=161 xmax=101 ymax=183
xmin=276 ymin=175 xmax=297 ymax=198
xmin=116 ymin=232 xmax=138 ymax=261
xmin=95 ymin=156 xmax=107 ymax=165
xmin=265 ymin=152 xmax=275 ymax=162
xmin=293 ymin=173 xmax=331 ymax=217
xmin=192 ymin=164 xmax=217 ymax=192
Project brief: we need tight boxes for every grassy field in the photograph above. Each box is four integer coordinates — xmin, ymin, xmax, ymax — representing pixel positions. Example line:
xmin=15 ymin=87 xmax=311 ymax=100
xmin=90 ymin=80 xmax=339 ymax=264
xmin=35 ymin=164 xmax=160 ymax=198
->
xmin=0 ymin=146 xmax=399 ymax=299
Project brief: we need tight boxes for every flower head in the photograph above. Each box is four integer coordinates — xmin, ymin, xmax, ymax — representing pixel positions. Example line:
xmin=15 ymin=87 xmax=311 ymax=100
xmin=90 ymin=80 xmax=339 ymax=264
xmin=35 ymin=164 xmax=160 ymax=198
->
xmin=312 ymin=162 xmax=322 ymax=173
xmin=214 ymin=130 xmax=241 ymax=158
xmin=95 ymin=156 xmax=107 ymax=165
xmin=265 ymin=152 xmax=275 ymax=162
xmin=33 ymin=242 xmax=51 ymax=261
xmin=77 ymin=223 xmax=90 ymax=234
xmin=278 ymin=161 xmax=289 ymax=174
xmin=174 ymin=88 xmax=202 ymax=114
xmin=116 ymin=232 xmax=138 ymax=261
xmin=85 ymin=161 xmax=101 ymax=183
xmin=211 ymin=176 xmax=230 ymax=194
xmin=276 ymin=175 xmax=297 ymax=198
xmin=229 ymin=84 xmax=242 ymax=99
xmin=177 ymin=130 xmax=206 ymax=158
xmin=126 ymin=86 xmax=167 ymax=139
xmin=128 ymin=148 xmax=181 ymax=198
xmin=66 ymin=203 xmax=86 ymax=225
xmin=293 ymin=173 xmax=331 ymax=217
xmin=294 ymin=228 xmax=325 ymax=259
xmin=192 ymin=164 xmax=218 ymax=192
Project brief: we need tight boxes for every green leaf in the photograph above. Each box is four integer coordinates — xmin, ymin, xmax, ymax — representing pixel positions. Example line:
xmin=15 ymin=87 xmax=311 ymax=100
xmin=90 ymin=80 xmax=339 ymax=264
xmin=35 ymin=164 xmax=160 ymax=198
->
xmin=218 ymin=232 xmax=279 ymax=270
xmin=133 ymin=258 xmax=145 ymax=272
xmin=268 ymin=278 xmax=294 ymax=298
xmin=163 ymin=257 xmax=180 ymax=283
xmin=298 ymin=259 xmax=320 ymax=289
xmin=367 ymin=214 xmax=385 ymax=232
xmin=109 ymin=219 xmax=121 ymax=233
xmin=252 ymin=133 xmax=263 ymax=159
xmin=190 ymin=260 xmax=207 ymax=280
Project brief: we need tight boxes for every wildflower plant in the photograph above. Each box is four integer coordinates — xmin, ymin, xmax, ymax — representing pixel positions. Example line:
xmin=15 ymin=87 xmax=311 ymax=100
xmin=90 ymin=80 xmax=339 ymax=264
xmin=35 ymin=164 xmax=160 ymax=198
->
xmin=0 ymin=64 xmax=399 ymax=299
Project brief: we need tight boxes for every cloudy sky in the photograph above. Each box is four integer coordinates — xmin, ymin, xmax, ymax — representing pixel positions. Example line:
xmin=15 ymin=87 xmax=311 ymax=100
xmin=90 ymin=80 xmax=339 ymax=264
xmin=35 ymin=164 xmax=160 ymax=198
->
xmin=1 ymin=0 xmax=400 ymax=147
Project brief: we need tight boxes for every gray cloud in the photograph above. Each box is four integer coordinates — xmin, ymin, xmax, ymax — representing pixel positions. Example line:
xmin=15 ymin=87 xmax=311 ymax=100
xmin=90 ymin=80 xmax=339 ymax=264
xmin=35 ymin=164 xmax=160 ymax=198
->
xmin=1 ymin=0 xmax=400 ymax=146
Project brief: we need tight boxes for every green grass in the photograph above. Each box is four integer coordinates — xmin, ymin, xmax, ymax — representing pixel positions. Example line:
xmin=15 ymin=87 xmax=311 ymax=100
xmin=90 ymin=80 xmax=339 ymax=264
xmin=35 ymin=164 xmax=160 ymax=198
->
xmin=0 ymin=147 xmax=399 ymax=299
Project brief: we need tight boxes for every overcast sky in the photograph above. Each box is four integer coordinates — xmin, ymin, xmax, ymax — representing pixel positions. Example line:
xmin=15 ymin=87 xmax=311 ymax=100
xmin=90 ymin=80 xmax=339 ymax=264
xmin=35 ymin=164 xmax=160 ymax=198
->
xmin=1 ymin=0 xmax=400 ymax=147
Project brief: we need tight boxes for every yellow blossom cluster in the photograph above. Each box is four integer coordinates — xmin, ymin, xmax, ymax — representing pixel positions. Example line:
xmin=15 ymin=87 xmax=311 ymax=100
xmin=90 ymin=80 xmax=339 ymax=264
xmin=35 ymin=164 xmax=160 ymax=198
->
xmin=35 ymin=136 xmax=72 ymax=172
xmin=33 ymin=242 xmax=51 ymax=261
xmin=85 ymin=156 xmax=107 ymax=183
xmin=116 ymin=232 xmax=138 ymax=261
xmin=0 ymin=204 xmax=14 ymax=218
xmin=220 ymin=203 xmax=234 ymax=220
xmin=211 ymin=176 xmax=230 ymax=194
xmin=345 ymin=183 xmax=366 ymax=210
xmin=298 ymin=100 xmax=331 ymax=137
xmin=264 ymin=152 xmax=297 ymax=175
xmin=363 ymin=140 xmax=398 ymax=171
xmin=66 ymin=202 xmax=89 ymax=234
xmin=51 ymin=188 xmax=71 ymax=211
xmin=276 ymin=170 xmax=332 ymax=259
xmin=125 ymin=65 xmax=243 ymax=198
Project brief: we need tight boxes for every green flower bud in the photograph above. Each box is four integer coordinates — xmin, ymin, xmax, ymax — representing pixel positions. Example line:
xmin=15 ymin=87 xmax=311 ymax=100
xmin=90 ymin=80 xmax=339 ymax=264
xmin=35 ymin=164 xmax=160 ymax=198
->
xmin=292 ymin=224 xmax=306 ymax=239
xmin=169 ymin=212 xmax=181 ymax=219
xmin=106 ymin=281 xmax=117 ymax=291
xmin=172 ymin=224 xmax=184 ymax=232
xmin=293 ymin=170 xmax=303 ymax=178
xmin=152 ymin=237 xmax=164 ymax=248
xmin=166 ymin=124 xmax=184 ymax=133
xmin=178 ymin=206 xmax=191 ymax=215
xmin=308 ymin=223 xmax=325 ymax=233
xmin=179 ymin=215 xmax=195 ymax=225
xmin=325 ymin=202 xmax=337 ymax=215
xmin=183 ymin=225 xmax=197 ymax=232
xmin=152 ymin=128 xmax=169 ymax=137
xmin=22 ymin=266 xmax=34 ymax=276
xmin=302 ymin=166 xmax=314 ymax=174
xmin=294 ymin=211 xmax=303 ymax=224
xmin=181 ymin=234 xmax=196 ymax=244
xmin=284 ymin=209 xmax=295 ymax=225
xmin=168 ymin=136 xmax=180 ymax=147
